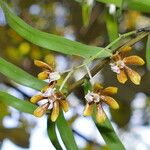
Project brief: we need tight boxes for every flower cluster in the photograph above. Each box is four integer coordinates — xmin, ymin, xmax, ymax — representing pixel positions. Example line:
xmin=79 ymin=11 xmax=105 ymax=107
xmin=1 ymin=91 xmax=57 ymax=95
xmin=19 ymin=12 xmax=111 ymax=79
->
xmin=30 ymin=60 xmax=69 ymax=122
xmin=31 ymin=45 xmax=145 ymax=124
xmin=110 ymin=46 xmax=145 ymax=85
xmin=84 ymin=84 xmax=119 ymax=124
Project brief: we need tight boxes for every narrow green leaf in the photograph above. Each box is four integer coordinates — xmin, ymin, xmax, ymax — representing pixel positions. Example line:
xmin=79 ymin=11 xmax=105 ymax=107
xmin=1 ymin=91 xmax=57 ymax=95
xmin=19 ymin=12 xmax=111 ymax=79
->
xmin=146 ymin=35 xmax=150 ymax=70
xmin=0 ymin=57 xmax=46 ymax=90
xmin=105 ymin=11 xmax=118 ymax=42
xmin=0 ymin=91 xmax=37 ymax=114
xmin=56 ymin=110 xmax=78 ymax=150
xmin=47 ymin=118 xmax=62 ymax=150
xmin=83 ymin=80 xmax=125 ymax=150
xmin=0 ymin=0 xmax=111 ymax=59
xmin=127 ymin=0 xmax=150 ymax=12
xmin=82 ymin=0 xmax=94 ymax=27
xmin=96 ymin=0 xmax=150 ymax=12
xmin=96 ymin=0 xmax=122 ymax=7
xmin=95 ymin=117 xmax=125 ymax=150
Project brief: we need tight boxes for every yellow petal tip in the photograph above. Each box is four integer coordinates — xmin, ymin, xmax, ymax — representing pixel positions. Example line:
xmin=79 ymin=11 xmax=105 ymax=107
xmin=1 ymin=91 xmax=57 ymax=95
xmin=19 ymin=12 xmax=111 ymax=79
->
xmin=30 ymin=95 xmax=43 ymax=103
xmin=38 ymin=71 xmax=49 ymax=80
xmin=111 ymin=102 xmax=119 ymax=109
xmin=34 ymin=108 xmax=44 ymax=117
xmin=83 ymin=103 xmax=93 ymax=116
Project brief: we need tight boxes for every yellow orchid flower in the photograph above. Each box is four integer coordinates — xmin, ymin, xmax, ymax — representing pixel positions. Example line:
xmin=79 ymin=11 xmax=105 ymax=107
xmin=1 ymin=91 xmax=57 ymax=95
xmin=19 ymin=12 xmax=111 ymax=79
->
xmin=31 ymin=85 xmax=69 ymax=122
xmin=110 ymin=46 xmax=145 ymax=85
xmin=83 ymin=84 xmax=119 ymax=124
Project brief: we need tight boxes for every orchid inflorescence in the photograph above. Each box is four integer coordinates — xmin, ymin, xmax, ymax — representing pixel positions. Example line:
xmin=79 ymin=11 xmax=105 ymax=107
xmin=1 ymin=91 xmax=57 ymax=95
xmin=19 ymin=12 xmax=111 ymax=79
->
xmin=30 ymin=46 xmax=145 ymax=123
xmin=30 ymin=60 xmax=69 ymax=122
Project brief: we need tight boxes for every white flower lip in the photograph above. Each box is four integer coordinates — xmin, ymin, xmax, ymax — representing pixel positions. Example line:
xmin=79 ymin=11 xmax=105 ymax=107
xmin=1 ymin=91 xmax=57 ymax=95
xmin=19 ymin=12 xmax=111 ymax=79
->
xmin=85 ymin=91 xmax=100 ymax=103
xmin=49 ymin=71 xmax=61 ymax=82
xmin=42 ymin=87 xmax=55 ymax=97
xmin=110 ymin=60 xmax=125 ymax=74
xmin=48 ymin=100 xmax=54 ymax=109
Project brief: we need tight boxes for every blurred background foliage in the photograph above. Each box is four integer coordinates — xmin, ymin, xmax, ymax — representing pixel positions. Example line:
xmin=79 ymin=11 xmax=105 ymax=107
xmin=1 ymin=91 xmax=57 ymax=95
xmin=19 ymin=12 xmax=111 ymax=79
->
xmin=0 ymin=0 xmax=150 ymax=149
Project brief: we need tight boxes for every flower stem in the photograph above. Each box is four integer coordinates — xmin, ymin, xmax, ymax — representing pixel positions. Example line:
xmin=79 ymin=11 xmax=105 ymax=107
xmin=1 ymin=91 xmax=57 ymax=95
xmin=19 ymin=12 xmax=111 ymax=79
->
xmin=67 ymin=31 xmax=137 ymax=72
xmin=59 ymin=68 xmax=74 ymax=91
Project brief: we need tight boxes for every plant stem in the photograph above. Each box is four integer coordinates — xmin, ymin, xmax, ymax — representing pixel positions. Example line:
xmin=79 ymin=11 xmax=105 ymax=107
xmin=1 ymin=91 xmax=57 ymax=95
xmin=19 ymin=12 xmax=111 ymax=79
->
xmin=66 ymin=30 xmax=136 ymax=74
xmin=59 ymin=68 xmax=74 ymax=91
xmin=89 ymin=30 xmax=136 ymax=61
xmin=105 ymin=31 xmax=136 ymax=49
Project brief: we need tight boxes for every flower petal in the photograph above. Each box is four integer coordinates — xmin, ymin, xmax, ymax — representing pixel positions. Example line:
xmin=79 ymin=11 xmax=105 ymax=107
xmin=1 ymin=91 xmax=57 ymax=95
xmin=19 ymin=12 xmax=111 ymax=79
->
xmin=124 ymin=55 xmax=145 ymax=65
xmin=34 ymin=103 xmax=49 ymax=117
xmin=51 ymin=101 xmax=60 ymax=122
xmin=30 ymin=94 xmax=43 ymax=103
xmin=117 ymin=70 xmax=127 ymax=84
xmin=38 ymin=71 xmax=49 ymax=80
xmin=119 ymin=46 xmax=132 ymax=53
xmin=96 ymin=104 xmax=106 ymax=124
xmin=125 ymin=67 xmax=141 ymax=85
xmin=102 ymin=96 xmax=119 ymax=109
xmin=102 ymin=87 xmax=118 ymax=95
xmin=60 ymin=100 xmax=69 ymax=112
xmin=34 ymin=60 xmax=52 ymax=71
xmin=83 ymin=103 xmax=94 ymax=116
xmin=93 ymin=83 xmax=103 ymax=92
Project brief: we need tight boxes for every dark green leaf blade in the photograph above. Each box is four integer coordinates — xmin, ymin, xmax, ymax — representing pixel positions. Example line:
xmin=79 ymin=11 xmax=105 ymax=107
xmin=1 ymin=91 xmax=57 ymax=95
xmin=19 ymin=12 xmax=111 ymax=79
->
xmin=146 ymin=35 xmax=150 ymax=70
xmin=83 ymin=80 xmax=125 ymax=150
xmin=0 ymin=91 xmax=37 ymax=114
xmin=56 ymin=110 xmax=78 ymax=150
xmin=0 ymin=57 xmax=46 ymax=90
xmin=96 ymin=0 xmax=122 ymax=7
xmin=47 ymin=118 xmax=62 ymax=150
xmin=96 ymin=0 xmax=150 ymax=13
xmin=95 ymin=116 xmax=125 ymax=150
xmin=0 ymin=0 xmax=111 ymax=59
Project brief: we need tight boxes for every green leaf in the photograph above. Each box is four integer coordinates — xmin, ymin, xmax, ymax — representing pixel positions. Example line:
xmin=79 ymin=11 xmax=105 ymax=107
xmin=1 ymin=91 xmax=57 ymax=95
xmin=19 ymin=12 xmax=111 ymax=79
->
xmin=0 ymin=0 xmax=111 ymax=59
xmin=126 ymin=0 xmax=150 ymax=12
xmin=146 ymin=35 xmax=150 ymax=70
xmin=96 ymin=0 xmax=150 ymax=12
xmin=96 ymin=0 xmax=122 ymax=7
xmin=56 ymin=110 xmax=78 ymax=150
xmin=82 ymin=0 xmax=94 ymax=27
xmin=105 ymin=11 xmax=118 ymax=42
xmin=95 ymin=117 xmax=125 ymax=150
xmin=0 ymin=57 xmax=46 ymax=90
xmin=83 ymin=80 xmax=125 ymax=150
xmin=47 ymin=118 xmax=62 ymax=150
xmin=0 ymin=91 xmax=37 ymax=114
